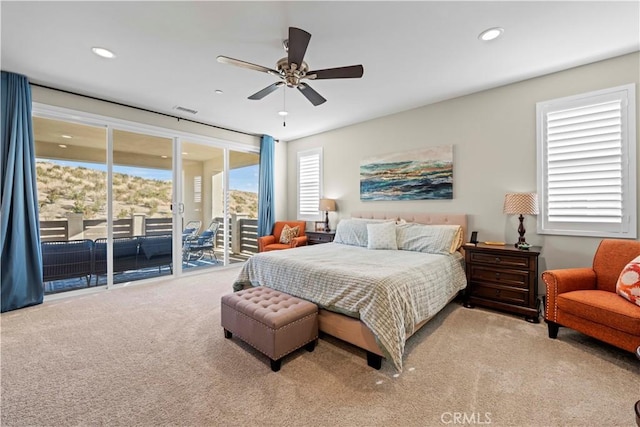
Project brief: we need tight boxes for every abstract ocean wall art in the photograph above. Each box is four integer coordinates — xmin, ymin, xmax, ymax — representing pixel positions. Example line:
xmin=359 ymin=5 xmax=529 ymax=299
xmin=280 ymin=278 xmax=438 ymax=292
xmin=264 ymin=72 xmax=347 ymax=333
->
xmin=360 ymin=145 xmax=453 ymax=201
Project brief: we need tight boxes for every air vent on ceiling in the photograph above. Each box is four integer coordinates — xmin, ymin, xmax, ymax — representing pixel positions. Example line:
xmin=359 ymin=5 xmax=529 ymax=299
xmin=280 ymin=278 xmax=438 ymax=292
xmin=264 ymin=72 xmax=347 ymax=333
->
xmin=173 ymin=105 xmax=198 ymax=115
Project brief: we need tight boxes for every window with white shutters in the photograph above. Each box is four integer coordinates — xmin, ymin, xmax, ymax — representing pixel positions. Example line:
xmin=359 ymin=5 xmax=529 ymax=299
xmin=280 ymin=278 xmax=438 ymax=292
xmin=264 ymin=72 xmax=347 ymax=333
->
xmin=536 ymin=84 xmax=636 ymax=238
xmin=297 ymin=148 xmax=323 ymax=220
xmin=193 ymin=176 xmax=202 ymax=203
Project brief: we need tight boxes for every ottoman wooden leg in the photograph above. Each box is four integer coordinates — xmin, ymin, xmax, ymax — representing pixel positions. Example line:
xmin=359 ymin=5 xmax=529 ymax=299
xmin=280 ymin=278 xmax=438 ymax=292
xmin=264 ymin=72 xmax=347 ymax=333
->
xmin=270 ymin=358 xmax=282 ymax=372
xmin=224 ymin=329 xmax=232 ymax=339
xmin=304 ymin=339 xmax=317 ymax=352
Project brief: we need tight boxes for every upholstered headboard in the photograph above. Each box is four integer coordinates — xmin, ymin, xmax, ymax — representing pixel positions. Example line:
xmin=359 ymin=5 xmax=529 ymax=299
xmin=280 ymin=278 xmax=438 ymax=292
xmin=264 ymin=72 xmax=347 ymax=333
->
xmin=350 ymin=211 xmax=468 ymax=242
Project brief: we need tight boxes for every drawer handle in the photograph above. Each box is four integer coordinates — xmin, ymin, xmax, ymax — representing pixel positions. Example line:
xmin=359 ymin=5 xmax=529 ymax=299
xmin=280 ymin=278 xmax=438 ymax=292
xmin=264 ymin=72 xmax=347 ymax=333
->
xmin=495 ymin=289 xmax=501 ymax=296
xmin=495 ymin=257 xmax=501 ymax=263
xmin=495 ymin=272 xmax=501 ymax=280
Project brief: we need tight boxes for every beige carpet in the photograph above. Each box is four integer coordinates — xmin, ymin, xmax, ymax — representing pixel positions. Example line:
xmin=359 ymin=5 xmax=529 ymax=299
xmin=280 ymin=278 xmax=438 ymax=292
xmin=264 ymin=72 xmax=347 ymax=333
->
xmin=1 ymin=265 xmax=638 ymax=427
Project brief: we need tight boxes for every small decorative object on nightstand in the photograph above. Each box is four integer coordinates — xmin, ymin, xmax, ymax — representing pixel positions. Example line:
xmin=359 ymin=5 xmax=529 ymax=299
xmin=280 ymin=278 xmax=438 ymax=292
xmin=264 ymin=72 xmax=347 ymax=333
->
xmin=305 ymin=230 xmax=335 ymax=245
xmin=463 ymin=243 xmax=541 ymax=323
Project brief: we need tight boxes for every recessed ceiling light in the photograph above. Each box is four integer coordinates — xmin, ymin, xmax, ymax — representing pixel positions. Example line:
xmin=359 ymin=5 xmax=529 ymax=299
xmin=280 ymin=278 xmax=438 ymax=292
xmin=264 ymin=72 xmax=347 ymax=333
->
xmin=61 ymin=134 xmax=72 ymax=139
xmin=161 ymin=155 xmax=168 ymax=159
xmin=215 ymin=90 xmax=224 ymax=95
xmin=182 ymin=152 xmax=188 ymax=155
xmin=478 ymin=27 xmax=504 ymax=42
xmin=91 ymin=47 xmax=116 ymax=59
xmin=278 ymin=111 xmax=288 ymax=116
xmin=58 ymin=144 xmax=67 ymax=149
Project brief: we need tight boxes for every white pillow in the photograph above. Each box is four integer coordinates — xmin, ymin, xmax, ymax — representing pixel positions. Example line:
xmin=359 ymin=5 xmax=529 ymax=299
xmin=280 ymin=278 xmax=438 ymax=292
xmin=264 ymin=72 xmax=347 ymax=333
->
xmin=334 ymin=218 xmax=393 ymax=247
xmin=367 ymin=222 xmax=398 ymax=250
xmin=396 ymin=223 xmax=462 ymax=254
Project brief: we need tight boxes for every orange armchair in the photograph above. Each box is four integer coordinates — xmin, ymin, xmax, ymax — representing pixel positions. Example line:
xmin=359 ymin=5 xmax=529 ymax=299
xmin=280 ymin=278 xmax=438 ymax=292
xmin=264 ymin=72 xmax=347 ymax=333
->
xmin=542 ymin=239 xmax=640 ymax=353
xmin=258 ymin=221 xmax=308 ymax=252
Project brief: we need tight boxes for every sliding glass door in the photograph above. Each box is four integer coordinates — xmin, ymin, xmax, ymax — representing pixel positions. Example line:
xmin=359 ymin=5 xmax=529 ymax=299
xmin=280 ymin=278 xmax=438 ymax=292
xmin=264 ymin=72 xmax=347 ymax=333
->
xmin=180 ymin=143 xmax=260 ymax=271
xmin=35 ymin=116 xmax=107 ymax=293
xmin=109 ymin=129 xmax=174 ymax=284
xmin=180 ymin=141 xmax=225 ymax=271
xmin=33 ymin=106 xmax=259 ymax=294
xmin=228 ymin=150 xmax=260 ymax=260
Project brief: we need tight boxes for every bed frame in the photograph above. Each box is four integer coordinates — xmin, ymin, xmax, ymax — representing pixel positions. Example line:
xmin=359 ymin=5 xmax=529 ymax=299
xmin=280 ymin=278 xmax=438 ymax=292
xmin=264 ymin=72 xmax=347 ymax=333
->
xmin=317 ymin=211 xmax=468 ymax=369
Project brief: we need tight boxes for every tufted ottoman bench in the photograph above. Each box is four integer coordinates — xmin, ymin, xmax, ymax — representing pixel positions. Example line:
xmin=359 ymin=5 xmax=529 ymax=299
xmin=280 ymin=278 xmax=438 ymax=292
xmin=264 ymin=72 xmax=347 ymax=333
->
xmin=221 ymin=286 xmax=318 ymax=371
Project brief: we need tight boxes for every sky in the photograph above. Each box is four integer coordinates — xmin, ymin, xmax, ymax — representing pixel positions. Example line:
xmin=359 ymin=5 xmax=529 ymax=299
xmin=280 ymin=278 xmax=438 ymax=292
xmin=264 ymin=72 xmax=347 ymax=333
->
xmin=40 ymin=159 xmax=259 ymax=193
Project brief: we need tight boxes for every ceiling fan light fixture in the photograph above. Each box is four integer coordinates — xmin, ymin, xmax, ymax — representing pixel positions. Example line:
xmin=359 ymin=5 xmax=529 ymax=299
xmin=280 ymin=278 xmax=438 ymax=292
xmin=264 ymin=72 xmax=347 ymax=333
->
xmin=478 ymin=27 xmax=504 ymax=41
xmin=91 ymin=47 xmax=116 ymax=59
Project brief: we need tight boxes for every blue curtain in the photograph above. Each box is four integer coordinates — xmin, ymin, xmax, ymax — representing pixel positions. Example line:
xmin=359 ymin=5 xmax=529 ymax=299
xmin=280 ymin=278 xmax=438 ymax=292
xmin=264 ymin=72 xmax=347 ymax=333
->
xmin=1 ymin=71 xmax=43 ymax=312
xmin=257 ymin=135 xmax=275 ymax=237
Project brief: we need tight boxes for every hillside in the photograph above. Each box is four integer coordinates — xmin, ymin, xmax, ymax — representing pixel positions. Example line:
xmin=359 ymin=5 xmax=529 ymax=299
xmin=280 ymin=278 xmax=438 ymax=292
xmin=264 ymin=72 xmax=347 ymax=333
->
xmin=36 ymin=161 xmax=257 ymax=220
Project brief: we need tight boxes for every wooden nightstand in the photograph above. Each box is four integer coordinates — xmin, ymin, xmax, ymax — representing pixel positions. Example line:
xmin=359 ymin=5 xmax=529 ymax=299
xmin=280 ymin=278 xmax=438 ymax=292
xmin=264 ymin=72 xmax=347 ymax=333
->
xmin=305 ymin=231 xmax=335 ymax=245
xmin=463 ymin=243 xmax=541 ymax=323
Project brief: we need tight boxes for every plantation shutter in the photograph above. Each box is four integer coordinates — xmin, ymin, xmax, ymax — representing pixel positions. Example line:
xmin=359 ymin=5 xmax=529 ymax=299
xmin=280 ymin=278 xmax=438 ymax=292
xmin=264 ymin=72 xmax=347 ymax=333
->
xmin=297 ymin=148 xmax=322 ymax=220
xmin=193 ymin=176 xmax=202 ymax=203
xmin=546 ymin=100 xmax=622 ymax=223
xmin=537 ymin=84 xmax=636 ymax=238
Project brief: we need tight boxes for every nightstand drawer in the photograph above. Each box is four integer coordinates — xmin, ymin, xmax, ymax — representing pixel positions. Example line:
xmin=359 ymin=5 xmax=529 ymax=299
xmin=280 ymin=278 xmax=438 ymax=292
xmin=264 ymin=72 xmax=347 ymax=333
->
xmin=469 ymin=265 xmax=530 ymax=289
xmin=469 ymin=252 xmax=532 ymax=269
xmin=310 ymin=234 xmax=333 ymax=243
xmin=306 ymin=231 xmax=335 ymax=245
xmin=470 ymin=283 xmax=528 ymax=305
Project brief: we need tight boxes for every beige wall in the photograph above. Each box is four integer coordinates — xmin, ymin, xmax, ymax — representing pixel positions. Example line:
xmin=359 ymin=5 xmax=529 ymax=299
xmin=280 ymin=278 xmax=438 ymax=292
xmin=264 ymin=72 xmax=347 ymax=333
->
xmin=286 ymin=52 xmax=640 ymax=294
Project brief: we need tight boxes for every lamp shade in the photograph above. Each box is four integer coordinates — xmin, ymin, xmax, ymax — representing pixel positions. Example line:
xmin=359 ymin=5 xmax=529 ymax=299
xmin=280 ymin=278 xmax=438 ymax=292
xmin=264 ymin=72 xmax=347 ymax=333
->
xmin=503 ymin=193 xmax=539 ymax=215
xmin=319 ymin=198 xmax=336 ymax=212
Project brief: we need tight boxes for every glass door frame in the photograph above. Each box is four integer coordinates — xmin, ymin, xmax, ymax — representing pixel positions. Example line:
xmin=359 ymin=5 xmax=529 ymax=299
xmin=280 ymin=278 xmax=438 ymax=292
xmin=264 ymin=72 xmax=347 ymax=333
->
xmin=33 ymin=102 xmax=259 ymax=290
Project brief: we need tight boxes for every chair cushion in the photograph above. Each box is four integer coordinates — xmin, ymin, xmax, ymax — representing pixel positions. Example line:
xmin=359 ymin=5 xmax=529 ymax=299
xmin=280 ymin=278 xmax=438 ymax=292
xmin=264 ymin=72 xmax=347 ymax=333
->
xmin=557 ymin=290 xmax=640 ymax=335
xmin=279 ymin=225 xmax=299 ymax=244
xmin=616 ymin=255 xmax=640 ymax=306
xmin=263 ymin=243 xmax=293 ymax=252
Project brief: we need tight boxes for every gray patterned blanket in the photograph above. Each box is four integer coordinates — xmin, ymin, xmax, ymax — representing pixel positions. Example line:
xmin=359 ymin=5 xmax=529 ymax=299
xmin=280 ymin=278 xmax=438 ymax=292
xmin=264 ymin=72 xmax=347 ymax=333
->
xmin=233 ymin=243 xmax=467 ymax=371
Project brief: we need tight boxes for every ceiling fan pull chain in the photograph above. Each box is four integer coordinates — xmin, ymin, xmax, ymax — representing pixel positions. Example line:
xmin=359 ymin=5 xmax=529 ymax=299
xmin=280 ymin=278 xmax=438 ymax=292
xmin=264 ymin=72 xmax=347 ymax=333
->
xmin=283 ymin=88 xmax=287 ymax=127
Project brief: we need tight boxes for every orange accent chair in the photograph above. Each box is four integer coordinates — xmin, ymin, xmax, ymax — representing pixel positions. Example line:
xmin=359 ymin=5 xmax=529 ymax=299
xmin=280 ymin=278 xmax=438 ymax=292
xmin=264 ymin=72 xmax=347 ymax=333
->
xmin=258 ymin=221 xmax=308 ymax=252
xmin=542 ymin=239 xmax=640 ymax=353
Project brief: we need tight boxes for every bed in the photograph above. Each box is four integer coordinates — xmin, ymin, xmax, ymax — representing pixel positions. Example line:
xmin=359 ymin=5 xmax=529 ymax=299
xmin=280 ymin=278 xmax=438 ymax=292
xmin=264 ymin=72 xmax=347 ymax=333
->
xmin=233 ymin=212 xmax=468 ymax=371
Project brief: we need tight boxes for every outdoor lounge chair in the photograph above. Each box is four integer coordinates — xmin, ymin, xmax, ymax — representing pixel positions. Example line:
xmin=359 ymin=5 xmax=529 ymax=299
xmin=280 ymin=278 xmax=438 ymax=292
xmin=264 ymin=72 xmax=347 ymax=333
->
xmin=183 ymin=221 xmax=220 ymax=262
xmin=182 ymin=220 xmax=202 ymax=242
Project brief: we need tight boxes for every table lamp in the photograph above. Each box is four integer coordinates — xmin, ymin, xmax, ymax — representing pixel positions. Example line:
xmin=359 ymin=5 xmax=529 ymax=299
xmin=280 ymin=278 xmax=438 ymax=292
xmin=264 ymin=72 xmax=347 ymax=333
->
xmin=503 ymin=193 xmax=539 ymax=248
xmin=319 ymin=198 xmax=336 ymax=232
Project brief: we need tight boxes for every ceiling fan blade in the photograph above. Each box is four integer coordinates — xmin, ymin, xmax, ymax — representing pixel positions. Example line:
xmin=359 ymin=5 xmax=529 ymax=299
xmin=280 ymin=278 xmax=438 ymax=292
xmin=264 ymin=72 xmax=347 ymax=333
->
xmin=287 ymin=27 xmax=311 ymax=70
xmin=248 ymin=82 xmax=285 ymax=100
xmin=307 ymin=65 xmax=364 ymax=80
xmin=297 ymin=82 xmax=326 ymax=106
xmin=217 ymin=55 xmax=280 ymax=77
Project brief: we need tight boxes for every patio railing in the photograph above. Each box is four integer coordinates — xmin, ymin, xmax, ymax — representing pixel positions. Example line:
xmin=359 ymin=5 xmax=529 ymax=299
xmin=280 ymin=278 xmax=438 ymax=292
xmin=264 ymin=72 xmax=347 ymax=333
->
xmin=40 ymin=213 xmax=258 ymax=255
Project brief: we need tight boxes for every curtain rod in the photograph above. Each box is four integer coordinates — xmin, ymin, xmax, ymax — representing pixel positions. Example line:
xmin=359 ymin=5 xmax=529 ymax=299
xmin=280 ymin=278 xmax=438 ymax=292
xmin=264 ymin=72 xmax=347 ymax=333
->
xmin=29 ymin=82 xmax=260 ymax=138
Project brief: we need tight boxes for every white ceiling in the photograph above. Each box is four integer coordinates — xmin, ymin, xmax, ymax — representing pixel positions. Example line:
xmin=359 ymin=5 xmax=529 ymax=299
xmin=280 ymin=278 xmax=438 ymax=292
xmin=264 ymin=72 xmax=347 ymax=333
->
xmin=2 ymin=1 xmax=639 ymax=142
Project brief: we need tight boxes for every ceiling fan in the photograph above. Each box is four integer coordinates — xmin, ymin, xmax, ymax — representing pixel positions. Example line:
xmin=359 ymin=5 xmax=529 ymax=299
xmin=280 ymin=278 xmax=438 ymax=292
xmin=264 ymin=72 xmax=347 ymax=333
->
xmin=217 ymin=27 xmax=364 ymax=106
